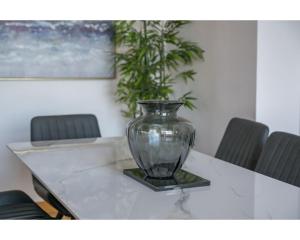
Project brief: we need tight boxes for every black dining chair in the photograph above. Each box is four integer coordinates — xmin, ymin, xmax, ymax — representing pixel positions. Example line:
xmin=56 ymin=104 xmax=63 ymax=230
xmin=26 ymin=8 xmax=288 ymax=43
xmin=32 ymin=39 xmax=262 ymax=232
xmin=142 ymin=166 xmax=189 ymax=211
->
xmin=215 ymin=118 xmax=269 ymax=170
xmin=0 ymin=190 xmax=52 ymax=219
xmin=30 ymin=114 xmax=101 ymax=219
xmin=255 ymin=132 xmax=300 ymax=187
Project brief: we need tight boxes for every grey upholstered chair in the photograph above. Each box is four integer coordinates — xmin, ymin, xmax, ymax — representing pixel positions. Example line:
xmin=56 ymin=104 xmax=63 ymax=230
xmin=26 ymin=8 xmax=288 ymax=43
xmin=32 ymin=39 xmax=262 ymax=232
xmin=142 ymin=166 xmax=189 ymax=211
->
xmin=30 ymin=114 xmax=101 ymax=218
xmin=0 ymin=190 xmax=52 ymax=219
xmin=215 ymin=118 xmax=269 ymax=170
xmin=31 ymin=114 xmax=101 ymax=141
xmin=255 ymin=132 xmax=300 ymax=187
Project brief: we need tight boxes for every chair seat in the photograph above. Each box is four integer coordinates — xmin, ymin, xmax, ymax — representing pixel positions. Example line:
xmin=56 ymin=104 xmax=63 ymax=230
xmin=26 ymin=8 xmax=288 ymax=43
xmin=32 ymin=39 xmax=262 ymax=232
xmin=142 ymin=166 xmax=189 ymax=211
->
xmin=0 ymin=190 xmax=52 ymax=220
xmin=0 ymin=203 xmax=51 ymax=219
xmin=255 ymin=132 xmax=300 ymax=187
xmin=215 ymin=118 xmax=269 ymax=170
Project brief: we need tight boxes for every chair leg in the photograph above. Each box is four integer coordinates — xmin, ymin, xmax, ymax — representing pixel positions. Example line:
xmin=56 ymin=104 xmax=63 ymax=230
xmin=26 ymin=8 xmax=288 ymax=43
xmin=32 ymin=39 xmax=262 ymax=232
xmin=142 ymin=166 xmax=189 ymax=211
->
xmin=55 ymin=212 xmax=64 ymax=219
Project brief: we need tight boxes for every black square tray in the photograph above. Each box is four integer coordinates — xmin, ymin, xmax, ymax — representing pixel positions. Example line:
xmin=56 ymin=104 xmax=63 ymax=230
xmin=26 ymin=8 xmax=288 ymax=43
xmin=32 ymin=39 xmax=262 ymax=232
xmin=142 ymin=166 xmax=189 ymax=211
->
xmin=123 ymin=168 xmax=210 ymax=192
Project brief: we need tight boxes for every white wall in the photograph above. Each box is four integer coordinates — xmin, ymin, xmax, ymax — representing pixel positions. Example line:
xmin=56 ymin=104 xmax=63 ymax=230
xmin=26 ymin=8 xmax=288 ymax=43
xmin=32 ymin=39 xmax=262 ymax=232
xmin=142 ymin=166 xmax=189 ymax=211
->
xmin=176 ymin=21 xmax=257 ymax=155
xmin=0 ymin=79 xmax=127 ymax=200
xmin=256 ymin=21 xmax=300 ymax=135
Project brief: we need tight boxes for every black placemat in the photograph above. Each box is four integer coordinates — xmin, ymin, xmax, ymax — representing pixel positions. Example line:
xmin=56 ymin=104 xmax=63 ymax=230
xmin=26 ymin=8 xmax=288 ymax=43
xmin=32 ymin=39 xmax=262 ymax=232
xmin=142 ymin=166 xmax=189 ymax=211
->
xmin=123 ymin=168 xmax=210 ymax=191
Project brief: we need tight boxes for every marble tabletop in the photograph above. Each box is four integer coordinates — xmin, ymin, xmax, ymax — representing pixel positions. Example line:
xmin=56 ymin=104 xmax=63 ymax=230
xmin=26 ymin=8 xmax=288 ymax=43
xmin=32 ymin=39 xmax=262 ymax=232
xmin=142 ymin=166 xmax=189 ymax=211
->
xmin=8 ymin=137 xmax=300 ymax=219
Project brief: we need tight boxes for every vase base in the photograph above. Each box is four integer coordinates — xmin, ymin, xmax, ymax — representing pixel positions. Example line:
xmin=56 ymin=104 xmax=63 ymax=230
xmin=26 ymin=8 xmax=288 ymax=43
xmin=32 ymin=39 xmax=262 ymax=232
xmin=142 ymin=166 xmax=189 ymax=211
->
xmin=123 ymin=168 xmax=210 ymax=192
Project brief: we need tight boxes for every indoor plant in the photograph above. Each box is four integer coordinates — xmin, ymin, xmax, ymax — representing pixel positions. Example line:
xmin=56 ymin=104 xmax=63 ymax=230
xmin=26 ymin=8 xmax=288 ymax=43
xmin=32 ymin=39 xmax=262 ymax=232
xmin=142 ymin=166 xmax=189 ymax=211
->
xmin=114 ymin=20 xmax=204 ymax=118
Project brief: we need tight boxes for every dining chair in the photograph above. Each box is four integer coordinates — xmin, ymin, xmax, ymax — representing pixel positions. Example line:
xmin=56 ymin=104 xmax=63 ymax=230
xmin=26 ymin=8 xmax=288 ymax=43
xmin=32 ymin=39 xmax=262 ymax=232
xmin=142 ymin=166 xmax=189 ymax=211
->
xmin=215 ymin=118 xmax=269 ymax=170
xmin=255 ymin=132 xmax=300 ymax=187
xmin=30 ymin=114 xmax=101 ymax=218
xmin=0 ymin=190 xmax=52 ymax=219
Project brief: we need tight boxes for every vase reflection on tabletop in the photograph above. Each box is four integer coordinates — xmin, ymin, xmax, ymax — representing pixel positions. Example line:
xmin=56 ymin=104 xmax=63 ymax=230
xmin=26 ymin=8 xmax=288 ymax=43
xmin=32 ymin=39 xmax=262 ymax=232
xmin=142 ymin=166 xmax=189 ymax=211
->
xmin=126 ymin=100 xmax=195 ymax=179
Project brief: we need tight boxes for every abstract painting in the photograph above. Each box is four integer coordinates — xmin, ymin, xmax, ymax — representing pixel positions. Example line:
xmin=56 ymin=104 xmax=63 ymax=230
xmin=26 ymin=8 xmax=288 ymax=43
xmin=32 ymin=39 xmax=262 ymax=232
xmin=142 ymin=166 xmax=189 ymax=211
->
xmin=0 ymin=21 xmax=114 ymax=79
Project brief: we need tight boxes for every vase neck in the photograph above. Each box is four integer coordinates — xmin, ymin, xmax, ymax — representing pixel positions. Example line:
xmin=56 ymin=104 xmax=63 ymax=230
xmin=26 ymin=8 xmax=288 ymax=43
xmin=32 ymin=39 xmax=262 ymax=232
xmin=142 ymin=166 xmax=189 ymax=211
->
xmin=138 ymin=100 xmax=182 ymax=117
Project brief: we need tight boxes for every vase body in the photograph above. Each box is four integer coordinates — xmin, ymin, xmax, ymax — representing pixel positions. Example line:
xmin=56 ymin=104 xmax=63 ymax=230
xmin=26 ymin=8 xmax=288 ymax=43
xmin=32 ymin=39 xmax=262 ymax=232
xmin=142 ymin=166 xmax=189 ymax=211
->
xmin=127 ymin=100 xmax=195 ymax=179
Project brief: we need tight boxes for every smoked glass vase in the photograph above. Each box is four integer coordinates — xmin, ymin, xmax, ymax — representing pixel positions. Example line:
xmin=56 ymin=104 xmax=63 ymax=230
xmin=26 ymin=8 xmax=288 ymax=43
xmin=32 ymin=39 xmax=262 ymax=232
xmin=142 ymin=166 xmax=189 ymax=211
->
xmin=126 ymin=100 xmax=195 ymax=179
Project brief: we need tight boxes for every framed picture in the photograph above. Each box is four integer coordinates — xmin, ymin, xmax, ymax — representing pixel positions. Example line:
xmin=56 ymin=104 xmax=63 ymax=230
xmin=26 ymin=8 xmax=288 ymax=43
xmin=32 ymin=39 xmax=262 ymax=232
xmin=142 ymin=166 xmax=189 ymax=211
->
xmin=0 ymin=21 xmax=114 ymax=79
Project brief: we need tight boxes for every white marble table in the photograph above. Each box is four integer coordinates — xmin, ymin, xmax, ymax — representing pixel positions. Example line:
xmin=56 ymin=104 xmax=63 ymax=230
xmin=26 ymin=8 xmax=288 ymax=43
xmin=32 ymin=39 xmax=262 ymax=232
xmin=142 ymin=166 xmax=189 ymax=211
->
xmin=8 ymin=137 xmax=300 ymax=219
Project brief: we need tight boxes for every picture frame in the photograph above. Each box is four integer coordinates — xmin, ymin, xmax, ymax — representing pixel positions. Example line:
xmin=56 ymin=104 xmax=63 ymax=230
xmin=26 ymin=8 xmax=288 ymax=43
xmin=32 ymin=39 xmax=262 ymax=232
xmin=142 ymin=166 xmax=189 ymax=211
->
xmin=0 ymin=21 xmax=115 ymax=80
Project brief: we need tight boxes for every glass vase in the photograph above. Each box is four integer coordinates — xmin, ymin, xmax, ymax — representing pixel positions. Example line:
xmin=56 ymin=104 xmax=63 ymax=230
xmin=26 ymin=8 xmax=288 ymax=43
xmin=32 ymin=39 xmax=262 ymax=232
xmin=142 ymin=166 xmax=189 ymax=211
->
xmin=127 ymin=100 xmax=195 ymax=179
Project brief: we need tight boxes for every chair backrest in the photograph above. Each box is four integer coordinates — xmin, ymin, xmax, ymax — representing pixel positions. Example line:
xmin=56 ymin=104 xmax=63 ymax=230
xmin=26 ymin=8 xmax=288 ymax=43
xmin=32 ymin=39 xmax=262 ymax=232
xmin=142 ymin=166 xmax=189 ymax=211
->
xmin=215 ymin=118 xmax=269 ymax=170
xmin=255 ymin=132 xmax=300 ymax=187
xmin=31 ymin=114 xmax=101 ymax=141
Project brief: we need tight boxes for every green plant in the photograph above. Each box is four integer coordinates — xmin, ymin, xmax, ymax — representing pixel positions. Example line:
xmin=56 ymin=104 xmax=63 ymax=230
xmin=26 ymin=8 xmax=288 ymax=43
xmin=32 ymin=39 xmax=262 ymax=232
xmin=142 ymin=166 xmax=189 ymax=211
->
xmin=114 ymin=21 xmax=204 ymax=118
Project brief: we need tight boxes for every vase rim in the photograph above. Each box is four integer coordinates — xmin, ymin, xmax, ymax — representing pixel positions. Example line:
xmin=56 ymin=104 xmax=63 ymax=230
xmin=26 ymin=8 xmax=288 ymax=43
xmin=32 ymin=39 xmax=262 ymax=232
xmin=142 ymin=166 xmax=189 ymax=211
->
xmin=137 ymin=100 xmax=183 ymax=105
